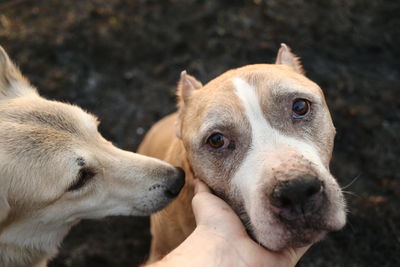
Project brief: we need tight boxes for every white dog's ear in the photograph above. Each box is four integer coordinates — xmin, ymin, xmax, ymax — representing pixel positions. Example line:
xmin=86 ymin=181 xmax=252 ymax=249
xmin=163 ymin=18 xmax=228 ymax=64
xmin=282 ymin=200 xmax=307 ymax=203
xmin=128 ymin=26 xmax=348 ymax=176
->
xmin=0 ymin=45 xmax=37 ymax=100
xmin=175 ymin=70 xmax=203 ymax=138
xmin=0 ymin=194 xmax=10 ymax=223
xmin=275 ymin=43 xmax=305 ymax=75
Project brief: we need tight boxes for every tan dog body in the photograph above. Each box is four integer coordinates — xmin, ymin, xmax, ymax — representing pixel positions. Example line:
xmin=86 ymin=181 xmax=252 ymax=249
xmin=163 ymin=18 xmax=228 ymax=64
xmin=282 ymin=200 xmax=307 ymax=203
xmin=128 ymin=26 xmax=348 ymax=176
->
xmin=139 ymin=44 xmax=346 ymax=262
xmin=139 ymin=114 xmax=195 ymax=261
xmin=0 ymin=47 xmax=184 ymax=267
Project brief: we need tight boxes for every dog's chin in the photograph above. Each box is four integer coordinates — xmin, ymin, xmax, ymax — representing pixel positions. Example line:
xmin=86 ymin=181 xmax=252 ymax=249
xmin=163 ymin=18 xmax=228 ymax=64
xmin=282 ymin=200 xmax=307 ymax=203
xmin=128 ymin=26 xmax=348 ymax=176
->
xmin=121 ymin=206 xmax=160 ymax=217
xmin=240 ymin=201 xmax=346 ymax=251
xmin=240 ymin=209 xmax=334 ymax=251
xmin=287 ymin=230 xmax=326 ymax=248
xmin=131 ymin=197 xmax=177 ymax=216
xmin=251 ymin=224 xmax=327 ymax=251
xmin=234 ymin=203 xmax=325 ymax=250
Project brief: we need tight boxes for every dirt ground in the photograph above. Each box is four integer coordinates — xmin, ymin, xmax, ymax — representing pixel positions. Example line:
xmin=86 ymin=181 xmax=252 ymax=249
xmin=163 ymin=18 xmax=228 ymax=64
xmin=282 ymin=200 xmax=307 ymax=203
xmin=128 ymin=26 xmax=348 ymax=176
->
xmin=0 ymin=0 xmax=399 ymax=266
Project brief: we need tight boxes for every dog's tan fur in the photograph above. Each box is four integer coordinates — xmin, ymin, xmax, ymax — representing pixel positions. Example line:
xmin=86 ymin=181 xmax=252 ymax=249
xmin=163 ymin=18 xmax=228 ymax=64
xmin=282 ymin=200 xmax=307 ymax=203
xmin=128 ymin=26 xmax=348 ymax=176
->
xmin=139 ymin=44 xmax=346 ymax=262
xmin=0 ymin=46 xmax=184 ymax=267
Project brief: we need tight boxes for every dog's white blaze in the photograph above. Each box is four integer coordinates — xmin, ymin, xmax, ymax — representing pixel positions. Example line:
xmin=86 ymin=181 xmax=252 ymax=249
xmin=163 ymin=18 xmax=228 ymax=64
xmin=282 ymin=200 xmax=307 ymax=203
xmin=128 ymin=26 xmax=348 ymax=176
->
xmin=231 ymin=78 xmax=324 ymax=205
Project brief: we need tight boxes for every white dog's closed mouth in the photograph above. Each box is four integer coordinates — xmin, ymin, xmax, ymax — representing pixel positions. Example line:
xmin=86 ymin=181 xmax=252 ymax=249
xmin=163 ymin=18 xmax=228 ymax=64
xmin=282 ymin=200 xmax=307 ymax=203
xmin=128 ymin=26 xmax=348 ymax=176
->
xmin=0 ymin=45 xmax=186 ymax=267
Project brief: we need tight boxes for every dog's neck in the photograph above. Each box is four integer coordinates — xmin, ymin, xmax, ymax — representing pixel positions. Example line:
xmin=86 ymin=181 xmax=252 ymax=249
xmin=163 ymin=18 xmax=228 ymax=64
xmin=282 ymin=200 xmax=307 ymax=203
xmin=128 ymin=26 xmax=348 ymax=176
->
xmin=0 ymin=218 xmax=75 ymax=267
xmin=0 ymin=242 xmax=48 ymax=267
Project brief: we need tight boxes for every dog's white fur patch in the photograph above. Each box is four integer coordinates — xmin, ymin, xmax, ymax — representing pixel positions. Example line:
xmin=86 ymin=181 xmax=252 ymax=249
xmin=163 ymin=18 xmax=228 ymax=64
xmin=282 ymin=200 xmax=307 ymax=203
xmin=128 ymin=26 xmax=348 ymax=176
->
xmin=231 ymin=77 xmax=323 ymax=198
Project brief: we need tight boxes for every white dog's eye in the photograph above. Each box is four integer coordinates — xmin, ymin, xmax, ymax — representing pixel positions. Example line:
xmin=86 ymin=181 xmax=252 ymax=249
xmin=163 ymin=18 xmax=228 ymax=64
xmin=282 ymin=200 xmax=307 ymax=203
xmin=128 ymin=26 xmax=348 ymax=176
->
xmin=67 ymin=167 xmax=96 ymax=192
xmin=206 ymin=133 xmax=233 ymax=150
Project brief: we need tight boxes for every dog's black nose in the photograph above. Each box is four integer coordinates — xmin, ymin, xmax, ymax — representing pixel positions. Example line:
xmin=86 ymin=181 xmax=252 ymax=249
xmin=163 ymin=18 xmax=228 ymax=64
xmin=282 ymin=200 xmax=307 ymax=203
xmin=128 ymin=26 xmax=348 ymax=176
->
xmin=164 ymin=167 xmax=185 ymax=198
xmin=270 ymin=175 xmax=324 ymax=221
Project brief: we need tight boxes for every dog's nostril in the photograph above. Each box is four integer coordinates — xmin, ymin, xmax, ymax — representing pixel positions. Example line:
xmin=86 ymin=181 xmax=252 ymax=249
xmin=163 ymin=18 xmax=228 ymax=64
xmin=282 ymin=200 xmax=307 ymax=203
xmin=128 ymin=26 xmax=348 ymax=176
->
xmin=271 ymin=175 xmax=323 ymax=219
xmin=280 ymin=196 xmax=292 ymax=207
xmin=306 ymin=184 xmax=320 ymax=197
xmin=164 ymin=167 xmax=185 ymax=198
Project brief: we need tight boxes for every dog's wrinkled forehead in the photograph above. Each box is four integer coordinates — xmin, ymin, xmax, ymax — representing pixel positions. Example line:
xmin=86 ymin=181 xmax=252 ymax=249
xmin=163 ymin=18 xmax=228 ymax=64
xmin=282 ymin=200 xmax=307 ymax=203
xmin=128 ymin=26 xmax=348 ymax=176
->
xmin=214 ymin=64 xmax=322 ymax=101
xmin=190 ymin=64 xmax=324 ymax=124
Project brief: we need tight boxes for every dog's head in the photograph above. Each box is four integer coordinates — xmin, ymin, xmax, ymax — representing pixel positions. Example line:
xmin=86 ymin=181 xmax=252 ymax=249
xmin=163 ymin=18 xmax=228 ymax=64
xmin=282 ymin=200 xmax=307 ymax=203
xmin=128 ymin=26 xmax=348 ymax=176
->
xmin=0 ymin=46 xmax=184 ymax=237
xmin=176 ymin=44 xmax=346 ymax=250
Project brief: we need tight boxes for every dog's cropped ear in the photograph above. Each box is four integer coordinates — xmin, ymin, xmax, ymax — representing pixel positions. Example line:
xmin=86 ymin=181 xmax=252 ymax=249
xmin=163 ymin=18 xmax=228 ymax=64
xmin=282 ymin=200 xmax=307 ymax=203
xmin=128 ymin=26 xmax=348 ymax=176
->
xmin=177 ymin=70 xmax=202 ymax=104
xmin=275 ymin=43 xmax=305 ymax=75
xmin=0 ymin=45 xmax=37 ymax=100
xmin=175 ymin=70 xmax=203 ymax=138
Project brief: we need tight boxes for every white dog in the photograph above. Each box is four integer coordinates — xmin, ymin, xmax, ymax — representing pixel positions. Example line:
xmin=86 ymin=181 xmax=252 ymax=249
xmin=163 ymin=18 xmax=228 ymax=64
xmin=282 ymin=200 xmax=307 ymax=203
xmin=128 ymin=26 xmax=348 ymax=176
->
xmin=139 ymin=44 xmax=347 ymax=262
xmin=0 ymin=46 xmax=185 ymax=267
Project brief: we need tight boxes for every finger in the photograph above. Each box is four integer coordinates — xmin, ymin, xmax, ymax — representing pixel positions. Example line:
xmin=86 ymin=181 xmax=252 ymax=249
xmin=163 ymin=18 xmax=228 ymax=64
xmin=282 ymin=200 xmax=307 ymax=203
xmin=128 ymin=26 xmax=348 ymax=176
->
xmin=280 ymin=244 xmax=312 ymax=266
xmin=192 ymin=184 xmax=245 ymax=234
xmin=293 ymin=244 xmax=311 ymax=258
xmin=192 ymin=184 xmax=229 ymax=225
xmin=192 ymin=193 xmax=207 ymax=225
xmin=193 ymin=179 xmax=211 ymax=194
xmin=192 ymin=179 xmax=219 ymax=225
xmin=192 ymin=188 xmax=218 ymax=224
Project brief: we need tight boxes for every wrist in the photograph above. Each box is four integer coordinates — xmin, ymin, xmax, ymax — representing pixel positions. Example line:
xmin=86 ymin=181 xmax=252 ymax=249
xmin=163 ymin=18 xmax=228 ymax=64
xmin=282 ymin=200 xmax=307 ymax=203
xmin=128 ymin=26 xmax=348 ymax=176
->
xmin=152 ymin=227 xmax=227 ymax=267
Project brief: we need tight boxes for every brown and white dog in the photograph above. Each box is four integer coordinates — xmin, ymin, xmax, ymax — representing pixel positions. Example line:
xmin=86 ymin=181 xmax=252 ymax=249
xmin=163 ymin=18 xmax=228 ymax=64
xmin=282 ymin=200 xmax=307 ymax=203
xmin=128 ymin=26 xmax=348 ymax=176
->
xmin=139 ymin=44 xmax=347 ymax=262
xmin=0 ymin=46 xmax=185 ymax=267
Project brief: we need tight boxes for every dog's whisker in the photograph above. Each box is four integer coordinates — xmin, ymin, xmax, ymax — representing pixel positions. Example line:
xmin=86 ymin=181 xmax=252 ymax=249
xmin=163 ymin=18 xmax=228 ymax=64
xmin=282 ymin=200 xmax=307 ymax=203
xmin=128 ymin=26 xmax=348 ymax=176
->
xmin=345 ymin=220 xmax=356 ymax=233
xmin=341 ymin=174 xmax=361 ymax=190
xmin=341 ymin=190 xmax=360 ymax=198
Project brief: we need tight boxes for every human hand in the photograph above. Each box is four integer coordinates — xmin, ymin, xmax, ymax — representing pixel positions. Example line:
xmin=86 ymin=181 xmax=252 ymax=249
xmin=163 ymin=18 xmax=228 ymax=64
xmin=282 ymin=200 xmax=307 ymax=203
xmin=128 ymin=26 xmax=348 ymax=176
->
xmin=151 ymin=179 xmax=310 ymax=267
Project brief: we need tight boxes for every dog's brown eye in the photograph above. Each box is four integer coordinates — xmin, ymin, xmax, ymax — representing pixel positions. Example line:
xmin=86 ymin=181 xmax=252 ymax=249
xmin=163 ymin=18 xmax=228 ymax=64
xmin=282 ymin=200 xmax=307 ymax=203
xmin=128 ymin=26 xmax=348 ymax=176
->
xmin=207 ymin=133 xmax=226 ymax=149
xmin=292 ymin=99 xmax=310 ymax=118
xmin=68 ymin=167 xmax=96 ymax=192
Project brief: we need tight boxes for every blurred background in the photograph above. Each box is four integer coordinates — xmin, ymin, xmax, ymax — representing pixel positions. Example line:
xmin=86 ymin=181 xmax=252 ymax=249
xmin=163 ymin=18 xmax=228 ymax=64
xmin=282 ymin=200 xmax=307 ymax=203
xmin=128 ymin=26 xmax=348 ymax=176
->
xmin=0 ymin=0 xmax=399 ymax=266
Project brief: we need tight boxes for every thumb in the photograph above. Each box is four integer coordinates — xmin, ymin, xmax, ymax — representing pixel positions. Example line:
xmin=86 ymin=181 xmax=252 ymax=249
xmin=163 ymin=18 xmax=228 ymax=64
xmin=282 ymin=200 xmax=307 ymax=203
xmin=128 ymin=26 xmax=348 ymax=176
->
xmin=192 ymin=179 xmax=226 ymax=225
xmin=193 ymin=179 xmax=211 ymax=194
xmin=191 ymin=179 xmax=245 ymax=232
xmin=274 ymin=245 xmax=312 ymax=266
